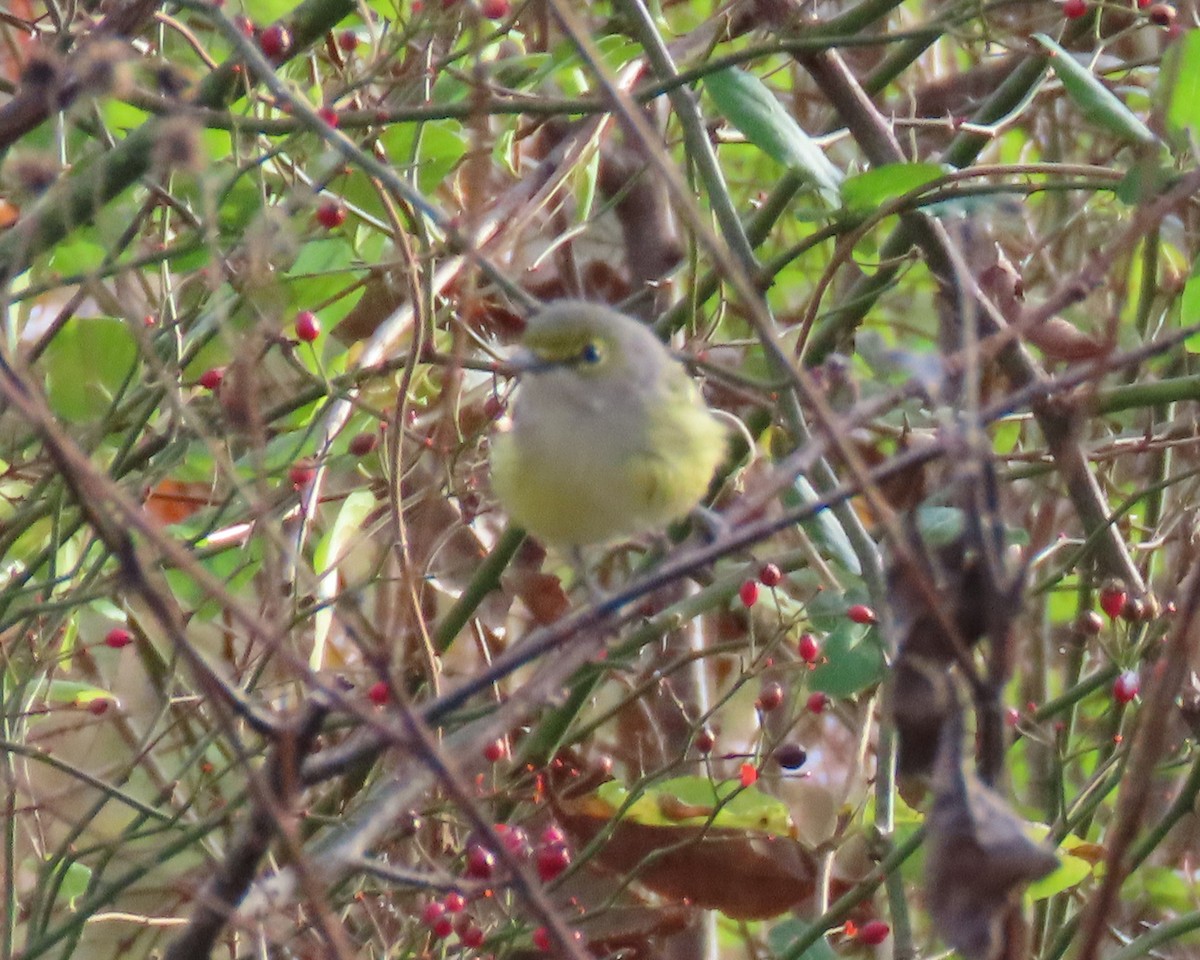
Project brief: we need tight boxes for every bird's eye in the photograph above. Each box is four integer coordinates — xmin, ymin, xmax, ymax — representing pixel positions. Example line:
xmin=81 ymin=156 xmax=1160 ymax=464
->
xmin=579 ymin=341 xmax=602 ymax=365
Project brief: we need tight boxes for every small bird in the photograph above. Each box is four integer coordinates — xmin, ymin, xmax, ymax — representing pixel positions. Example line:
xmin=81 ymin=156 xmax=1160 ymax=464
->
xmin=490 ymin=300 xmax=726 ymax=547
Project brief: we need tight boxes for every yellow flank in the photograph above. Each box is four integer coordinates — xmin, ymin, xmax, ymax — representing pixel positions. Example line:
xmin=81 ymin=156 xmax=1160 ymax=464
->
xmin=489 ymin=301 xmax=726 ymax=547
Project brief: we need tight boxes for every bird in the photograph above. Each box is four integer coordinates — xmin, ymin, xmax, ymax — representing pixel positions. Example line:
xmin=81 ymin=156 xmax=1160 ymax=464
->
xmin=489 ymin=300 xmax=726 ymax=548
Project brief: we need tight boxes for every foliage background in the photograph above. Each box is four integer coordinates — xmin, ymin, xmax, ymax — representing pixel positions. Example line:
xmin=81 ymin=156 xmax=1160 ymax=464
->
xmin=2 ymin=0 xmax=1200 ymax=959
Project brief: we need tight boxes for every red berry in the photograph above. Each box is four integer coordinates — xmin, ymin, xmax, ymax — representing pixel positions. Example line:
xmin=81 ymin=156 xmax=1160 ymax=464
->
xmin=694 ymin=726 xmax=716 ymax=754
xmin=847 ymin=603 xmax=876 ymax=625
xmin=104 ymin=627 xmax=132 ymax=649
xmin=483 ymin=394 xmax=506 ymax=420
xmin=337 ymin=29 xmax=359 ymax=51
xmin=258 ymin=23 xmax=291 ymax=59
xmin=289 ymin=461 xmax=317 ymax=489
xmin=1076 ymin=610 xmax=1104 ymax=635
xmin=464 ymin=843 xmax=495 ymax=880
xmin=316 ymin=106 xmax=339 ymax=128
xmin=1113 ymin=670 xmax=1140 ymax=704
xmin=1148 ymin=2 xmax=1176 ymax=24
xmin=315 ymin=200 xmax=347 ymax=229
xmin=774 ymin=743 xmax=807 ymax=769
xmin=367 ymin=680 xmax=389 ymax=705
xmin=480 ymin=0 xmax=510 ymax=17
xmin=1063 ymin=0 xmax=1087 ymax=16
xmin=87 ymin=698 xmax=111 ymax=716
xmin=798 ymin=633 xmax=820 ymax=663
xmin=234 ymin=15 xmax=256 ymax=36
xmin=739 ymin=579 xmax=759 ymax=608
xmin=540 ymin=824 xmax=566 ymax=847
xmin=858 ymin=920 xmax=891 ymax=945
xmin=432 ymin=916 xmax=454 ymax=939
xmin=1121 ymin=597 xmax=1145 ymax=622
xmin=536 ymin=843 xmax=571 ymax=883
xmin=739 ymin=762 xmax=758 ymax=787
xmin=294 ymin=310 xmax=321 ymax=342
xmin=197 ymin=367 xmax=225 ymax=390
xmin=443 ymin=892 xmax=466 ymax=913
xmin=806 ymin=691 xmax=829 ymax=714
xmin=483 ymin=737 xmax=507 ymax=762
xmin=421 ymin=900 xmax=446 ymax=925
xmin=1005 ymin=707 xmax=1020 ymax=726
xmin=1100 ymin=584 xmax=1127 ymax=619
xmin=532 ymin=927 xmax=552 ymax=952
xmin=348 ymin=431 xmax=379 ymax=456
xmin=759 ymin=562 xmax=783 ymax=587
xmin=494 ymin=823 xmax=529 ymax=857
xmin=757 ymin=680 xmax=784 ymax=712
xmin=461 ymin=925 xmax=484 ymax=948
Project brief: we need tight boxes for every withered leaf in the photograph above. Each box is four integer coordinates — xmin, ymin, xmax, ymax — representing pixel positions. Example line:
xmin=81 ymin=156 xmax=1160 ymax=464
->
xmin=891 ymin=655 xmax=957 ymax=779
xmin=926 ymin=709 xmax=1059 ymax=960
xmin=887 ymin=509 xmax=1024 ymax=779
xmin=1024 ymin=316 xmax=1106 ymax=362
xmin=562 ymin=814 xmax=817 ymax=920
xmin=556 ymin=782 xmax=817 ymax=920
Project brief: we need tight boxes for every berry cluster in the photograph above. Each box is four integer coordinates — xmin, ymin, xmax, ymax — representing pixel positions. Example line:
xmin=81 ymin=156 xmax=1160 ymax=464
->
xmin=425 ymin=823 xmax=576 ymax=952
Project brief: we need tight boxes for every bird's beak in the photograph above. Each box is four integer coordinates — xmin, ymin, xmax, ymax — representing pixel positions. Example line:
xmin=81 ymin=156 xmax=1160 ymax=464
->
xmin=508 ymin=349 xmax=558 ymax=375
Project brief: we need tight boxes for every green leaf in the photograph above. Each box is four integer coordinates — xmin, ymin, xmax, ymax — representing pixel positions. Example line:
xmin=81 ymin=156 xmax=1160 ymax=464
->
xmin=382 ymin=121 xmax=466 ymax=194
xmin=1164 ymin=29 xmax=1200 ymax=139
xmin=57 ymin=860 xmax=93 ymax=908
xmin=992 ymin=418 xmax=1022 ymax=455
xmin=21 ymin=858 xmax=93 ymax=910
xmin=914 ymin=505 xmax=965 ymax=548
xmin=1034 ymin=35 xmax=1158 ymax=146
xmin=768 ymin=918 xmax=839 ymax=960
xmin=44 ymin=679 xmax=115 ymax=706
xmin=1181 ymin=268 xmax=1200 ymax=349
xmin=788 ymin=476 xmax=861 ymax=574
xmin=418 ymin=122 xmax=467 ymax=194
xmin=1024 ymin=828 xmax=1097 ymax=900
xmin=50 ymin=235 xmax=105 ymax=275
xmin=596 ymin=776 xmax=795 ymax=836
xmin=808 ymin=620 xmax=885 ymax=698
xmin=311 ymin=489 xmax=377 ymax=669
xmin=1133 ymin=865 xmax=1198 ymax=912
xmin=1115 ymin=160 xmax=1174 ymax=205
xmin=1026 ymin=851 xmax=1093 ymax=900
xmin=242 ymin=0 xmax=297 ymax=22
xmin=706 ymin=68 xmax=841 ymax=203
xmin=42 ymin=317 xmax=138 ymax=423
xmin=840 ymin=162 xmax=949 ymax=213
xmin=102 ymin=99 xmax=149 ymax=132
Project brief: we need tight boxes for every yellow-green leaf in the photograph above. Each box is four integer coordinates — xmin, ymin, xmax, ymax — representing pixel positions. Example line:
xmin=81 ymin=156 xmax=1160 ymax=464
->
xmin=1035 ymin=35 xmax=1157 ymax=146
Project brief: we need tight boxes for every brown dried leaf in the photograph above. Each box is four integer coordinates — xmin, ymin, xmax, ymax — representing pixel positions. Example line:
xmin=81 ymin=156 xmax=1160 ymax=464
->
xmin=1024 ymin=316 xmax=1106 ymax=361
xmin=926 ymin=707 xmax=1059 ymax=960
xmin=557 ymin=798 xmax=817 ymax=920
xmin=511 ymin=571 xmax=571 ymax=625
xmin=331 ymin=268 xmax=407 ymax=344
xmin=891 ymin=655 xmax=957 ymax=779
xmin=979 ymin=256 xmax=1105 ymax=361
xmin=888 ymin=524 xmax=993 ymax=777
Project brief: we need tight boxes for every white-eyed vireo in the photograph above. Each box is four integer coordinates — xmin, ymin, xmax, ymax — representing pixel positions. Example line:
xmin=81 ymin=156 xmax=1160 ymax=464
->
xmin=490 ymin=300 xmax=726 ymax=546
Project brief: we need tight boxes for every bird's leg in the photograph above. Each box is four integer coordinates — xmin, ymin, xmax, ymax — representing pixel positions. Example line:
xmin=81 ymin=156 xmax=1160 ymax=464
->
xmin=570 ymin=546 xmax=606 ymax=605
